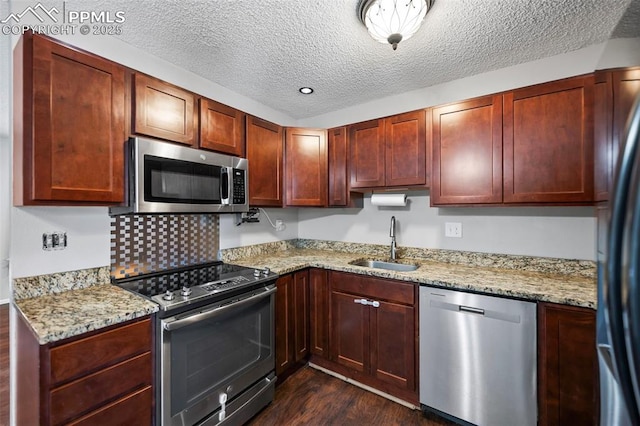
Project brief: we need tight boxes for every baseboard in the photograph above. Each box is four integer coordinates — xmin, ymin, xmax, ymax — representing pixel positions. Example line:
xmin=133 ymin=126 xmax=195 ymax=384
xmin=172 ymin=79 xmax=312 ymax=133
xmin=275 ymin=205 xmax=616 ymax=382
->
xmin=307 ymin=362 xmax=418 ymax=410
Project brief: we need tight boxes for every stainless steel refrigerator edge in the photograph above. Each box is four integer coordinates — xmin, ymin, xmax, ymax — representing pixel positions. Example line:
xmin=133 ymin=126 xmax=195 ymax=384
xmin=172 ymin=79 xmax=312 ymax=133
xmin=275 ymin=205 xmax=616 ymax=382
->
xmin=598 ymin=93 xmax=640 ymax=425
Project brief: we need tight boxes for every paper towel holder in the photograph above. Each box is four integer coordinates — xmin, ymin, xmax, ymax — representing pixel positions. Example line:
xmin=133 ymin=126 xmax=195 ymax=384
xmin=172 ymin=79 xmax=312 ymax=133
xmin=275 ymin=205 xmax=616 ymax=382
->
xmin=370 ymin=192 xmax=408 ymax=207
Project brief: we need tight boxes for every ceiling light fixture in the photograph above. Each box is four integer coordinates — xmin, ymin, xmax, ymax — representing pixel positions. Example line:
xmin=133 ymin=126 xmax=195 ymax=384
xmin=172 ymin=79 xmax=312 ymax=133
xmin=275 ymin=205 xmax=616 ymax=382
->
xmin=299 ymin=87 xmax=314 ymax=94
xmin=357 ymin=0 xmax=433 ymax=51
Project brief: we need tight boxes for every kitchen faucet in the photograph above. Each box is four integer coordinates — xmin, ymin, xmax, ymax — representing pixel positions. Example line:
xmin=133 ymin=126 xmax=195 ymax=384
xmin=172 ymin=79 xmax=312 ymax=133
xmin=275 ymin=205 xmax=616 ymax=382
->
xmin=389 ymin=216 xmax=397 ymax=262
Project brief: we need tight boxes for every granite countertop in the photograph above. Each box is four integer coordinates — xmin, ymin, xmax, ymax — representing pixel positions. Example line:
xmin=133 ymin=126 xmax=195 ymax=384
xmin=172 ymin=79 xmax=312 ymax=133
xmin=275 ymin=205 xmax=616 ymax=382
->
xmin=228 ymin=248 xmax=597 ymax=309
xmin=15 ymin=284 xmax=158 ymax=345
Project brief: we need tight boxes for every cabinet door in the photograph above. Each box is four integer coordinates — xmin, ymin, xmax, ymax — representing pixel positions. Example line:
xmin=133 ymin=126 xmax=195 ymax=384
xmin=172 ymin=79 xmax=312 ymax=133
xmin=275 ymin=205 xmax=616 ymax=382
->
xmin=538 ymin=303 xmax=597 ymax=426
xmin=504 ymin=76 xmax=594 ymax=203
xmin=285 ymin=128 xmax=328 ymax=207
xmin=612 ymin=68 xmax=640 ymax=190
xmin=309 ymin=269 xmax=329 ymax=357
xmin=293 ymin=270 xmax=310 ymax=362
xmin=199 ymin=98 xmax=245 ymax=156
xmin=275 ymin=274 xmax=294 ymax=375
xmin=431 ymin=95 xmax=503 ymax=205
xmin=349 ymin=119 xmax=385 ymax=188
xmin=370 ymin=300 xmax=415 ymax=391
xmin=330 ymin=291 xmax=369 ymax=373
xmin=385 ymin=111 xmax=427 ymax=187
xmin=594 ymin=71 xmax=613 ymax=202
xmin=14 ymin=33 xmax=126 ymax=205
xmin=246 ymin=116 xmax=284 ymax=206
xmin=328 ymin=127 xmax=349 ymax=206
xmin=132 ymin=73 xmax=197 ymax=146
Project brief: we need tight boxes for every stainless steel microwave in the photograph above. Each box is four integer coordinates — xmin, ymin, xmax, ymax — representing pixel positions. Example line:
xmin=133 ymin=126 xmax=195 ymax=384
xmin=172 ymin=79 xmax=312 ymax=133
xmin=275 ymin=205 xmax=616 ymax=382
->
xmin=110 ymin=137 xmax=249 ymax=215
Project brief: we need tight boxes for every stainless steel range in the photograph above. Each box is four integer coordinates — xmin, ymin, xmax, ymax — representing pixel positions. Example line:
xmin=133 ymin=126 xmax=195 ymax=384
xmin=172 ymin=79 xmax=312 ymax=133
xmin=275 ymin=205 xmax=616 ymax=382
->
xmin=115 ymin=261 xmax=278 ymax=426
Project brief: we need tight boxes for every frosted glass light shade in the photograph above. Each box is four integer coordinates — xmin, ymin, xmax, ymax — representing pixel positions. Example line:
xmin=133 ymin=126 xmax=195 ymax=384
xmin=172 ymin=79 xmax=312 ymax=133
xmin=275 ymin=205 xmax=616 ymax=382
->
xmin=358 ymin=0 xmax=432 ymax=50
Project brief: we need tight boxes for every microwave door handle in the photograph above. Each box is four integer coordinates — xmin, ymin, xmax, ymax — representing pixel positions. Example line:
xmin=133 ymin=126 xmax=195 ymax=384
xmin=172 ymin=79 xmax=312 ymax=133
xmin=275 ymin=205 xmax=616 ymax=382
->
xmin=221 ymin=167 xmax=230 ymax=205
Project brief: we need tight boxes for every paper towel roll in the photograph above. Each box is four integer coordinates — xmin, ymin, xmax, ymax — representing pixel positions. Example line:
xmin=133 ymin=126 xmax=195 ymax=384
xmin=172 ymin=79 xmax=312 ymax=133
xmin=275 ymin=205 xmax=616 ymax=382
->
xmin=371 ymin=193 xmax=407 ymax=206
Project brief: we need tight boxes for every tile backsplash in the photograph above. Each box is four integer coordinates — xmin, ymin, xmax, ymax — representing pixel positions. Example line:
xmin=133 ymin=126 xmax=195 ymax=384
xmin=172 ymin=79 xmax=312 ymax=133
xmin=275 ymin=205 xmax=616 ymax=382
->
xmin=110 ymin=214 xmax=219 ymax=279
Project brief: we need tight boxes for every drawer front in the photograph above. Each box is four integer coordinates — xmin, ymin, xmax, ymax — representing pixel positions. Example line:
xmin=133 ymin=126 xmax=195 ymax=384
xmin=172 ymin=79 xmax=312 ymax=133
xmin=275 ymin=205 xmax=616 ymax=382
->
xmin=331 ymin=271 xmax=414 ymax=305
xmin=50 ymin=352 xmax=152 ymax=425
xmin=50 ymin=318 xmax=151 ymax=385
xmin=67 ymin=385 xmax=153 ymax=426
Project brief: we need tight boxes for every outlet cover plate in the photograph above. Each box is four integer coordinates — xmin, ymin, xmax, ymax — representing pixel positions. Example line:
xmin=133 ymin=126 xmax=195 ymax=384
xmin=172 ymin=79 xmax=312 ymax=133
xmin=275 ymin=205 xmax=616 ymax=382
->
xmin=445 ymin=222 xmax=462 ymax=238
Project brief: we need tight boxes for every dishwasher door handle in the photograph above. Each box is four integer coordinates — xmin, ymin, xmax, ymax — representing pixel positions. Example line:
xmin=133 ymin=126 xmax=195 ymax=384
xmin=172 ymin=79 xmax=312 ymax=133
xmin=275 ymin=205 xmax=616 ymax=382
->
xmin=459 ymin=305 xmax=485 ymax=315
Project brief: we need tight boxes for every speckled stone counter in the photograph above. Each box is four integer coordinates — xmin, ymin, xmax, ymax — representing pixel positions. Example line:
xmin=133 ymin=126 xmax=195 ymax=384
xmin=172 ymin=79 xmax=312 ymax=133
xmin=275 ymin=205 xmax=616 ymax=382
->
xmin=13 ymin=267 xmax=158 ymax=344
xmin=222 ymin=240 xmax=597 ymax=309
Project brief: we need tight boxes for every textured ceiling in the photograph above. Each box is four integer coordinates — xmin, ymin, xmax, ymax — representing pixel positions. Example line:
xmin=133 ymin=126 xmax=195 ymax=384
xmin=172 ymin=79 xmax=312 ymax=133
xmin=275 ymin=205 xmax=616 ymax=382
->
xmin=33 ymin=0 xmax=639 ymax=119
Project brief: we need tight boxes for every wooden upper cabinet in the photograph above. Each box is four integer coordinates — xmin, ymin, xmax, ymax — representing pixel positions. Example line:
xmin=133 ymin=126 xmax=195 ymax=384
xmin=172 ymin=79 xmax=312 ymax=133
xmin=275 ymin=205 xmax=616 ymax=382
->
xmin=612 ymin=68 xmax=640 ymax=189
xmin=132 ymin=73 xmax=197 ymax=146
xmin=13 ymin=32 xmax=126 ymax=205
xmin=349 ymin=112 xmax=428 ymax=189
xmin=246 ymin=116 xmax=284 ymax=206
xmin=504 ymin=75 xmax=595 ymax=203
xmin=594 ymin=71 xmax=613 ymax=202
xmin=349 ymin=119 xmax=386 ymax=188
xmin=328 ymin=127 xmax=363 ymax=208
xmin=199 ymin=98 xmax=245 ymax=156
xmin=385 ymin=110 xmax=427 ymax=187
xmin=285 ymin=128 xmax=328 ymax=207
xmin=328 ymin=127 xmax=349 ymax=206
xmin=431 ymin=95 xmax=503 ymax=205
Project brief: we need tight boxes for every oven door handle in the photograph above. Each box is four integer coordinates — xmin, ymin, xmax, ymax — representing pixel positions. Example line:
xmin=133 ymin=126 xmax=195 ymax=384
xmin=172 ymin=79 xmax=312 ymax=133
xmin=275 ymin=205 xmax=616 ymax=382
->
xmin=162 ymin=286 xmax=276 ymax=331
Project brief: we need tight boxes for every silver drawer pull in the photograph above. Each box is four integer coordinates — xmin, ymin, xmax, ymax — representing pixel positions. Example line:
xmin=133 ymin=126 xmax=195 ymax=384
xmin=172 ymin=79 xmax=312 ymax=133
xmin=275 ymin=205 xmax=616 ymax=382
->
xmin=371 ymin=301 xmax=380 ymax=308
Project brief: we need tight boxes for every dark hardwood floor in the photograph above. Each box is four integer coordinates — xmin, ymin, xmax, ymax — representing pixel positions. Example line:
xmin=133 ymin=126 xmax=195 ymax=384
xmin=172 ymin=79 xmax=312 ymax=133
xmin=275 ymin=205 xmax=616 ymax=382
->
xmin=0 ymin=303 xmax=9 ymax=426
xmin=248 ymin=366 xmax=454 ymax=426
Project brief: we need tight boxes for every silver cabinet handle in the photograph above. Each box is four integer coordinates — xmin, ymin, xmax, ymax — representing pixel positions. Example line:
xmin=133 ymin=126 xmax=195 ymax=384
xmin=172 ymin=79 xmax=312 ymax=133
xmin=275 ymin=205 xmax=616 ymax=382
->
xmin=353 ymin=298 xmax=380 ymax=308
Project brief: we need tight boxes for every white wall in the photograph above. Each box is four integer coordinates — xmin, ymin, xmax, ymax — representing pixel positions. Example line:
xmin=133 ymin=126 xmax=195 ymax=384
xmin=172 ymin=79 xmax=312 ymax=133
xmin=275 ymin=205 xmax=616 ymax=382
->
xmin=298 ymin=192 xmax=596 ymax=261
xmin=219 ymin=208 xmax=299 ymax=250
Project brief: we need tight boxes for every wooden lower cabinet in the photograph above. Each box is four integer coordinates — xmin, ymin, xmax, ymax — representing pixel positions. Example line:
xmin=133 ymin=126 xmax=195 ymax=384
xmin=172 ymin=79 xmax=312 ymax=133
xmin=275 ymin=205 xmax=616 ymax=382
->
xmin=15 ymin=312 xmax=153 ymax=425
xmin=275 ymin=270 xmax=310 ymax=378
xmin=309 ymin=269 xmax=329 ymax=357
xmin=313 ymin=271 xmax=417 ymax=404
xmin=538 ymin=302 xmax=598 ymax=426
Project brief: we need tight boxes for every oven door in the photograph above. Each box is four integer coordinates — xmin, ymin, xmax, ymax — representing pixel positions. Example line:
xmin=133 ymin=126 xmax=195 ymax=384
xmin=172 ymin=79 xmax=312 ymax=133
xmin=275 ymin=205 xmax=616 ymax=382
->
xmin=160 ymin=286 xmax=276 ymax=426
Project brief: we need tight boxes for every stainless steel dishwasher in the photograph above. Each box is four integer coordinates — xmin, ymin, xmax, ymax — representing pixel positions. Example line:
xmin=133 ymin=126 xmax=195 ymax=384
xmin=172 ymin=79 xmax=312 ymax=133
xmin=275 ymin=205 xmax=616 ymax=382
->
xmin=419 ymin=286 xmax=537 ymax=426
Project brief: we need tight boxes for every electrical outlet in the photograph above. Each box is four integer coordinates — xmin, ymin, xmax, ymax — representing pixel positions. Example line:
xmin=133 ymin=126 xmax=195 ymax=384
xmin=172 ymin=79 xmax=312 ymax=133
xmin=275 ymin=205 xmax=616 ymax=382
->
xmin=275 ymin=219 xmax=285 ymax=232
xmin=445 ymin=222 xmax=462 ymax=238
xmin=42 ymin=231 xmax=67 ymax=250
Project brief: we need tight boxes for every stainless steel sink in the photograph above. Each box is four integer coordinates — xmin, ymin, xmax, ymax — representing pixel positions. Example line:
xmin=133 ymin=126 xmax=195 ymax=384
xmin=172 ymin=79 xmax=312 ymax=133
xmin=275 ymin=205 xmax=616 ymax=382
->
xmin=350 ymin=259 xmax=419 ymax=272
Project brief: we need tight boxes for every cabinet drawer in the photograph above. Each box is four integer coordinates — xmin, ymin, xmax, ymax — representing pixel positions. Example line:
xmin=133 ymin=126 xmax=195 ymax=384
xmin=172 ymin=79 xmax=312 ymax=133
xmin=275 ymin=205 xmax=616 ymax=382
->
xmin=331 ymin=272 xmax=414 ymax=305
xmin=49 ymin=318 xmax=151 ymax=385
xmin=67 ymin=385 xmax=152 ymax=426
xmin=50 ymin=352 xmax=152 ymax=425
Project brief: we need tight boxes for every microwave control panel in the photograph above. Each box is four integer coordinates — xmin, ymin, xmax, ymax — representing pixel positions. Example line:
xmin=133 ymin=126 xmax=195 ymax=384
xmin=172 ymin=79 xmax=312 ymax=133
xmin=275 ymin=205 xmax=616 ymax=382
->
xmin=232 ymin=169 xmax=246 ymax=204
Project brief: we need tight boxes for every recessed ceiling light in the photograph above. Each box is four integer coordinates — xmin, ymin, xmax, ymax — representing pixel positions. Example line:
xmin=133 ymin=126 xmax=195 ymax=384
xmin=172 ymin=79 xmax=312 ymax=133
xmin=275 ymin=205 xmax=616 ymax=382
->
xmin=299 ymin=87 xmax=314 ymax=94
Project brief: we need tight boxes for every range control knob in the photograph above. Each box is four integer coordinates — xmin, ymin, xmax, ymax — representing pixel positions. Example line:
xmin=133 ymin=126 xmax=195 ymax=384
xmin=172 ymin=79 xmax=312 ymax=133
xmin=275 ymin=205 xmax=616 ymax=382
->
xmin=181 ymin=286 xmax=192 ymax=297
xmin=162 ymin=290 xmax=175 ymax=301
xmin=253 ymin=269 xmax=262 ymax=277
xmin=262 ymin=267 xmax=271 ymax=276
